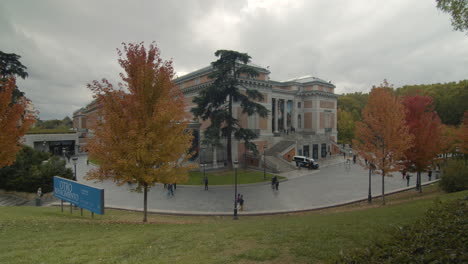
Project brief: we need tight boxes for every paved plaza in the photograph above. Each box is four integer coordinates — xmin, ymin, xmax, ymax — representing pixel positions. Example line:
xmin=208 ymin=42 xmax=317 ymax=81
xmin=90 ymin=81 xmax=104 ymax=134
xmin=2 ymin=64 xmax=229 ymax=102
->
xmin=64 ymin=155 xmax=434 ymax=215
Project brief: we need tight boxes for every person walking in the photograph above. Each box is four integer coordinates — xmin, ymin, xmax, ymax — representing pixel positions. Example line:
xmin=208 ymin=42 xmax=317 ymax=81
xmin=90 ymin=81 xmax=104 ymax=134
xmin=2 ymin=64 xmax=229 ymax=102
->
xmin=353 ymin=155 xmax=356 ymax=164
xmin=86 ymin=159 xmax=89 ymax=166
xmin=239 ymin=195 xmax=244 ymax=211
xmin=428 ymin=170 xmax=432 ymax=181
xmin=271 ymin=176 xmax=276 ymax=189
xmin=236 ymin=194 xmax=241 ymax=208
xmin=168 ymin=183 xmax=174 ymax=196
xmin=275 ymin=180 xmax=279 ymax=191
xmin=406 ymin=174 xmax=411 ymax=187
xmin=402 ymin=169 xmax=406 ymax=180
xmin=204 ymin=177 xmax=209 ymax=190
xmin=173 ymin=183 xmax=177 ymax=190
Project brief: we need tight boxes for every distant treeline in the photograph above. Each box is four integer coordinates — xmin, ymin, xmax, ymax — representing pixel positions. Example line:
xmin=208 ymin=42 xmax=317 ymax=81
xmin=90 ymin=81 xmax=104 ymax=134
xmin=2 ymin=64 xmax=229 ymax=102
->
xmin=28 ymin=116 xmax=73 ymax=133
xmin=337 ymin=80 xmax=468 ymax=144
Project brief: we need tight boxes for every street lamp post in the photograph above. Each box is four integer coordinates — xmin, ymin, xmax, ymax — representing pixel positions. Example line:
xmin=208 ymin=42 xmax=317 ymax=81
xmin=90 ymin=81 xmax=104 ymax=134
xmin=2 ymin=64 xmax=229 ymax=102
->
xmin=72 ymin=157 xmax=78 ymax=181
xmin=233 ymin=160 xmax=238 ymax=220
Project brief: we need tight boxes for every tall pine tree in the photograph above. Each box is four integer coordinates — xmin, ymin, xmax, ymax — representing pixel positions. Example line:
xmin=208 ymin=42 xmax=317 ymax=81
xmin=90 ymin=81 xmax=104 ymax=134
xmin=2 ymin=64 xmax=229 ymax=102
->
xmin=191 ymin=50 xmax=268 ymax=168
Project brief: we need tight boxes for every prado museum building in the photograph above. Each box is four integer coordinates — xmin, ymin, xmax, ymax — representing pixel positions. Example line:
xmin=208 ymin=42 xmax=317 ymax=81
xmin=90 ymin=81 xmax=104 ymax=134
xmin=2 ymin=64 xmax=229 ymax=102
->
xmin=73 ymin=63 xmax=339 ymax=172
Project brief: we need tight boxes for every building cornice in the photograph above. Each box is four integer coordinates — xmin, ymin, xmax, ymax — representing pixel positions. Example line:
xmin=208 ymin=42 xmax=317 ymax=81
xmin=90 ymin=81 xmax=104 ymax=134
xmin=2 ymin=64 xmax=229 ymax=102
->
xmin=270 ymin=79 xmax=335 ymax=89
xmin=300 ymin=90 xmax=339 ymax=99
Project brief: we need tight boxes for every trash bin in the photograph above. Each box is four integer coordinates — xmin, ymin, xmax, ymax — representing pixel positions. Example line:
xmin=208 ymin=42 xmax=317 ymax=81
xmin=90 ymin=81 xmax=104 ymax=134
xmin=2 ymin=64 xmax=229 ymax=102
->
xmin=35 ymin=198 xmax=42 ymax=206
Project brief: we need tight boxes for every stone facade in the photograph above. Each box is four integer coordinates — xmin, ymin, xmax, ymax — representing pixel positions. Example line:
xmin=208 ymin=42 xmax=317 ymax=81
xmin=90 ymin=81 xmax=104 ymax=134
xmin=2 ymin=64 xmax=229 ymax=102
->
xmin=72 ymin=100 xmax=100 ymax=153
xmin=73 ymin=62 xmax=338 ymax=165
xmin=174 ymin=63 xmax=338 ymax=165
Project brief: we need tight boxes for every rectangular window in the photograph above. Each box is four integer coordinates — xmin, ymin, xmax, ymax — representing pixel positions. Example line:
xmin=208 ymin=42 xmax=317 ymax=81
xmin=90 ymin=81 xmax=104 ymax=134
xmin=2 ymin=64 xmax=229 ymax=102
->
xmin=325 ymin=112 xmax=330 ymax=128
xmin=321 ymin=143 xmax=327 ymax=158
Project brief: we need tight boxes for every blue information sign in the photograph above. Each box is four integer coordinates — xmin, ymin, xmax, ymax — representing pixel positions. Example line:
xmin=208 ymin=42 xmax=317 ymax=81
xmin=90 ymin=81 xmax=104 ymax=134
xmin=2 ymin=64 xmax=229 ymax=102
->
xmin=53 ymin=176 xmax=104 ymax=215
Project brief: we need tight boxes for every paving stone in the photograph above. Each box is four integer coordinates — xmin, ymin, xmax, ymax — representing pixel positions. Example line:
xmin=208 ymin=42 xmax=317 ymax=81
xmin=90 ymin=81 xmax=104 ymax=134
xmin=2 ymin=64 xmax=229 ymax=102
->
xmin=63 ymin=155 xmax=434 ymax=214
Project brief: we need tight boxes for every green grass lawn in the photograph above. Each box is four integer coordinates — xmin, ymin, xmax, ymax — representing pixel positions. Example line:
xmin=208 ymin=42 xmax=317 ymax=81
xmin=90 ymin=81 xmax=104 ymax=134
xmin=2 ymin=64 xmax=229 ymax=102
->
xmin=0 ymin=184 xmax=465 ymax=264
xmin=186 ymin=169 xmax=282 ymax=185
xmin=85 ymin=163 xmax=283 ymax=185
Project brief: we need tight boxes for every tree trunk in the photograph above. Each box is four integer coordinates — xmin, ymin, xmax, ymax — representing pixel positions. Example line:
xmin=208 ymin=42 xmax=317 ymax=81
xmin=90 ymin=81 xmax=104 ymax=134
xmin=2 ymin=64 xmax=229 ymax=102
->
xmin=418 ymin=171 xmax=422 ymax=193
xmin=226 ymin=95 xmax=233 ymax=169
xmin=368 ymin=167 xmax=372 ymax=203
xmin=143 ymin=182 xmax=148 ymax=222
xmin=381 ymin=172 xmax=385 ymax=205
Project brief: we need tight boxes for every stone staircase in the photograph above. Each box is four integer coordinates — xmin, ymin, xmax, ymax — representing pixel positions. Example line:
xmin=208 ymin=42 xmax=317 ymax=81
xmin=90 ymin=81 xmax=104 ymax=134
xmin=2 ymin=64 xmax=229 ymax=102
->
xmin=265 ymin=140 xmax=295 ymax=156
xmin=264 ymin=140 xmax=297 ymax=173
xmin=0 ymin=194 xmax=28 ymax=206
xmin=265 ymin=156 xmax=295 ymax=173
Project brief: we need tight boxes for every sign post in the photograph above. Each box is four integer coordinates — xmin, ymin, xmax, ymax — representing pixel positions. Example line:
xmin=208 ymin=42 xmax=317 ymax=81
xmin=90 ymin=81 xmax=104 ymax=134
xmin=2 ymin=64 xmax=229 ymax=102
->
xmin=53 ymin=176 xmax=104 ymax=216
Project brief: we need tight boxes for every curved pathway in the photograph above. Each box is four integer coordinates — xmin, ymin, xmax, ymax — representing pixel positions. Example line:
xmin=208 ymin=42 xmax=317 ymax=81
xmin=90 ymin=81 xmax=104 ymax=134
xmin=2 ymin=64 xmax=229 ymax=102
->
xmin=66 ymin=155 xmax=434 ymax=215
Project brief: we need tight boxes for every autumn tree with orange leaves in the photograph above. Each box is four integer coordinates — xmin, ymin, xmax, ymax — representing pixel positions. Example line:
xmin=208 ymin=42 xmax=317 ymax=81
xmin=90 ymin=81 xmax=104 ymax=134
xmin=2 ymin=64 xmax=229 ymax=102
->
xmin=459 ymin=111 xmax=468 ymax=165
xmin=0 ymin=77 xmax=35 ymax=168
xmin=402 ymin=95 xmax=442 ymax=193
xmin=353 ymin=81 xmax=413 ymax=205
xmin=439 ymin=124 xmax=458 ymax=162
xmin=86 ymin=42 xmax=193 ymax=222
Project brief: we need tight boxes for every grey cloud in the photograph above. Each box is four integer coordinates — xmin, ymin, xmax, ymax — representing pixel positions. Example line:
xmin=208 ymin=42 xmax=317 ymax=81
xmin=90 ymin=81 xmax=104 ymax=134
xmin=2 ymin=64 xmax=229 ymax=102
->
xmin=1 ymin=0 xmax=467 ymax=119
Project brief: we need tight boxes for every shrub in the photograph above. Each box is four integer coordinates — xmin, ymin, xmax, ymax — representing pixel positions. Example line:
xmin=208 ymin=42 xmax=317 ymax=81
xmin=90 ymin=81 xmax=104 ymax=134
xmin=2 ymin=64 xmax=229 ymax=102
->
xmin=334 ymin=197 xmax=468 ymax=263
xmin=0 ymin=146 xmax=73 ymax=193
xmin=439 ymin=160 xmax=468 ymax=193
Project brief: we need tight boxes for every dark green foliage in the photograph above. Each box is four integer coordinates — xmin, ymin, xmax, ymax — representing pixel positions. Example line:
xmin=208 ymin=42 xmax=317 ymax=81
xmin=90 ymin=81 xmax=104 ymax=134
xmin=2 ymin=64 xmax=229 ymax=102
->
xmin=0 ymin=51 xmax=28 ymax=79
xmin=0 ymin=146 xmax=73 ymax=193
xmin=337 ymin=93 xmax=367 ymax=144
xmin=439 ymin=160 xmax=468 ymax=192
xmin=396 ymin=80 xmax=468 ymax=126
xmin=337 ymin=92 xmax=368 ymax=120
xmin=334 ymin=197 xmax=468 ymax=263
xmin=0 ymin=51 xmax=28 ymax=102
xmin=31 ymin=116 xmax=73 ymax=132
xmin=436 ymin=0 xmax=468 ymax=33
xmin=191 ymin=50 xmax=268 ymax=165
xmin=61 ymin=116 xmax=73 ymax=128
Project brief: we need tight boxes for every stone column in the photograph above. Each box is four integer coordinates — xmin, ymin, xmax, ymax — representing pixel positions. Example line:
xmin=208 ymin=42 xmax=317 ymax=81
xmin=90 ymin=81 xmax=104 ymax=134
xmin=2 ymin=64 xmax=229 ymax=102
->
xmin=283 ymin=99 xmax=287 ymax=131
xmin=274 ymin=98 xmax=279 ymax=133
xmin=291 ymin=100 xmax=296 ymax=130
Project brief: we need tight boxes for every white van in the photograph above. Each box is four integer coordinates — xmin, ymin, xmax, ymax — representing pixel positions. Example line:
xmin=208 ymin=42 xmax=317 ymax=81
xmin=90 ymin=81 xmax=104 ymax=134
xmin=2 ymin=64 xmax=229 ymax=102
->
xmin=293 ymin=156 xmax=319 ymax=169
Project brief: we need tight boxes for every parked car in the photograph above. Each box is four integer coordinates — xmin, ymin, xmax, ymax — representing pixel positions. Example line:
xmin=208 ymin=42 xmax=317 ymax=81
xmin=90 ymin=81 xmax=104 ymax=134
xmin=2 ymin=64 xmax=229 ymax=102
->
xmin=293 ymin=156 xmax=319 ymax=169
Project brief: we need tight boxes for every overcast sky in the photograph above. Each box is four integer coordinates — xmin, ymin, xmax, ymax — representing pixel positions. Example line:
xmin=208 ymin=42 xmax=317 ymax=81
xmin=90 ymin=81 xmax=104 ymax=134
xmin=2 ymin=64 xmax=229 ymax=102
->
xmin=1 ymin=0 xmax=467 ymax=120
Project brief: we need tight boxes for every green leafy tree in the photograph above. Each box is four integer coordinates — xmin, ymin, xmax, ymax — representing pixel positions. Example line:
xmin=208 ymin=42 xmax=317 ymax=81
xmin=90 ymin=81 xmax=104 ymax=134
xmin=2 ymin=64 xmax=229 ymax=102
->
xmin=337 ymin=108 xmax=355 ymax=145
xmin=436 ymin=0 xmax=468 ymax=33
xmin=61 ymin=116 xmax=73 ymax=128
xmin=338 ymin=92 xmax=368 ymax=121
xmin=396 ymin=80 xmax=468 ymax=126
xmin=192 ymin=50 xmax=268 ymax=168
xmin=0 ymin=146 xmax=73 ymax=193
xmin=439 ymin=159 xmax=468 ymax=192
